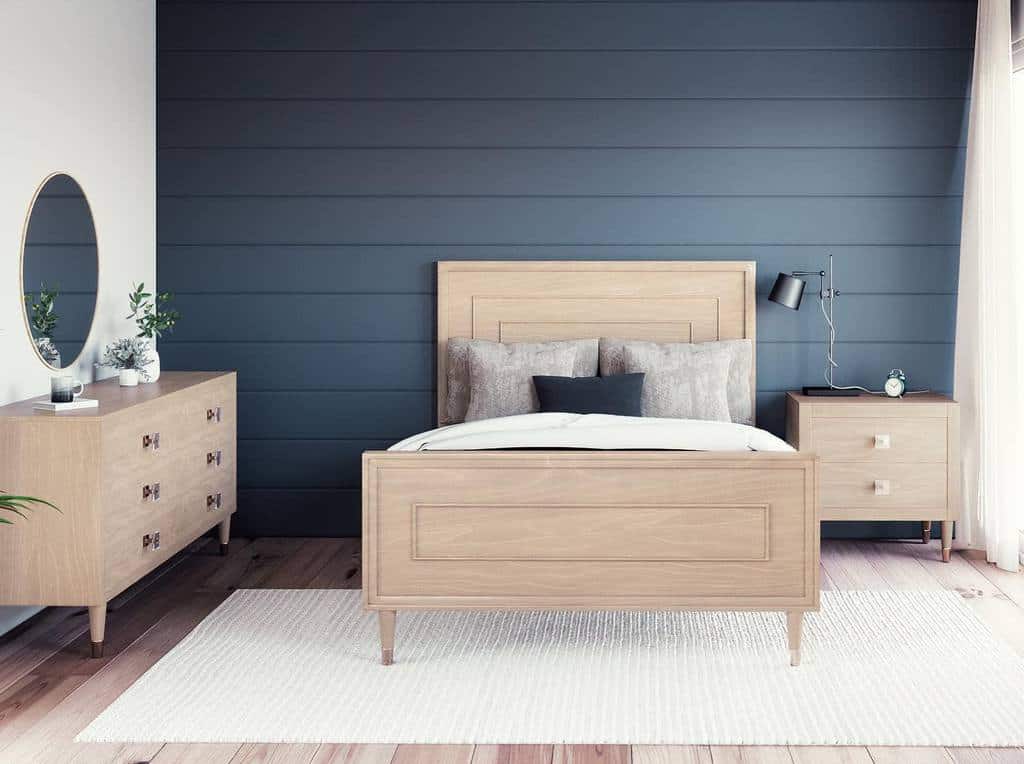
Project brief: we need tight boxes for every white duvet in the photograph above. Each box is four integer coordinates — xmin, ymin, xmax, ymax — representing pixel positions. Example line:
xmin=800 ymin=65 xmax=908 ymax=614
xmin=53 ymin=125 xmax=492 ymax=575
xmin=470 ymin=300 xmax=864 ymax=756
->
xmin=388 ymin=413 xmax=795 ymax=453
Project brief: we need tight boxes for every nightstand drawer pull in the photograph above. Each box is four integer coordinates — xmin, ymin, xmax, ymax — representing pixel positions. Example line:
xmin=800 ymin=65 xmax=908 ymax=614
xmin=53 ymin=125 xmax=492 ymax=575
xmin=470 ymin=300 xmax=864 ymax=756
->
xmin=873 ymin=434 xmax=891 ymax=449
xmin=207 ymin=492 xmax=222 ymax=510
xmin=142 ymin=432 xmax=160 ymax=450
xmin=206 ymin=406 xmax=222 ymax=423
xmin=874 ymin=479 xmax=891 ymax=496
xmin=207 ymin=450 xmax=222 ymax=467
xmin=142 ymin=483 xmax=161 ymax=501
xmin=142 ymin=531 xmax=161 ymax=551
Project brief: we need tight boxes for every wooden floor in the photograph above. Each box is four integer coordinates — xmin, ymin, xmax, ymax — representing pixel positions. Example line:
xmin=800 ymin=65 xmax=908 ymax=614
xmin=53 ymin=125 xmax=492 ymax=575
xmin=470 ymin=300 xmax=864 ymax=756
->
xmin=1 ymin=538 xmax=1022 ymax=764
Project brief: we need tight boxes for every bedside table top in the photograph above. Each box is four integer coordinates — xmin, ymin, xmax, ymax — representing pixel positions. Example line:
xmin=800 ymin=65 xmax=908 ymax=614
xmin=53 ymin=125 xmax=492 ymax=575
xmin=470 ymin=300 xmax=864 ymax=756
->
xmin=786 ymin=391 xmax=956 ymax=406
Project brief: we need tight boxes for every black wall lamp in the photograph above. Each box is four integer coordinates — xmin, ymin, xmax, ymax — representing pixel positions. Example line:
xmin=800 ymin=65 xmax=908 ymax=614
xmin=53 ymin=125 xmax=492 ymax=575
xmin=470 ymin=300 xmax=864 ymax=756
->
xmin=768 ymin=253 xmax=859 ymax=396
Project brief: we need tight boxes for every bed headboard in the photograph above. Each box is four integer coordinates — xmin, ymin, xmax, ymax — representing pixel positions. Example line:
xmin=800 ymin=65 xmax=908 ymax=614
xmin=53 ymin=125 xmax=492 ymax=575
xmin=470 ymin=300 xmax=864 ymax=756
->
xmin=436 ymin=260 xmax=757 ymax=425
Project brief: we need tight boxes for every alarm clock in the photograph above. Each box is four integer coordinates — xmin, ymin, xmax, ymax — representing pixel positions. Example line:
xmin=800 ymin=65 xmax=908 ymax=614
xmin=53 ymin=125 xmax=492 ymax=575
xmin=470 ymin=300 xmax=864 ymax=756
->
xmin=884 ymin=369 xmax=907 ymax=398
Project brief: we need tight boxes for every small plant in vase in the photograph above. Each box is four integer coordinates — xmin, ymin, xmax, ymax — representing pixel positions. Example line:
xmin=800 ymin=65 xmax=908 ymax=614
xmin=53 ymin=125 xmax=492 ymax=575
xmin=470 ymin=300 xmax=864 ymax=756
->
xmin=0 ymin=491 xmax=60 ymax=526
xmin=24 ymin=283 xmax=61 ymax=367
xmin=126 ymin=283 xmax=181 ymax=383
xmin=101 ymin=337 xmax=153 ymax=387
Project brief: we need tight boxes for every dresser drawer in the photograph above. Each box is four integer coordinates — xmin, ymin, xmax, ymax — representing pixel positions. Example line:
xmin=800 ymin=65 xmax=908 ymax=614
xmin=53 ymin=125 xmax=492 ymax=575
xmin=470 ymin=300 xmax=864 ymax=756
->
xmin=820 ymin=462 xmax=947 ymax=508
xmin=810 ymin=417 xmax=947 ymax=463
xmin=103 ymin=491 xmax=182 ymax=596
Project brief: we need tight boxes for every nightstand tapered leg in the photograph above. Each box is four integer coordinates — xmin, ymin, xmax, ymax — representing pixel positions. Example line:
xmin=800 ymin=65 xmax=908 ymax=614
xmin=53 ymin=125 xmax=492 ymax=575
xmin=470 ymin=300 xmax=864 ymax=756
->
xmin=88 ymin=604 xmax=106 ymax=658
xmin=941 ymin=521 xmax=953 ymax=562
xmin=379 ymin=610 xmax=396 ymax=665
xmin=786 ymin=610 xmax=804 ymax=667
xmin=922 ymin=520 xmax=932 ymax=544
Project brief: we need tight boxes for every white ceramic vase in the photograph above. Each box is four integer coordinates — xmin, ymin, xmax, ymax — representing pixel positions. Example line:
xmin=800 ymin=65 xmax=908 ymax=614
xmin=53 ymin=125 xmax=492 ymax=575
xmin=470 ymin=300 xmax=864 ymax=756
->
xmin=119 ymin=369 xmax=140 ymax=387
xmin=36 ymin=337 xmax=61 ymax=368
xmin=142 ymin=339 xmax=160 ymax=383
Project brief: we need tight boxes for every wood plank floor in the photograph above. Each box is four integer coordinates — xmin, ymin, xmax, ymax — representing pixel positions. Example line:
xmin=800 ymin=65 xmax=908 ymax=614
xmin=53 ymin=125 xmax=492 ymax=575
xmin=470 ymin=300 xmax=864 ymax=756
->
xmin=1 ymin=538 xmax=1021 ymax=764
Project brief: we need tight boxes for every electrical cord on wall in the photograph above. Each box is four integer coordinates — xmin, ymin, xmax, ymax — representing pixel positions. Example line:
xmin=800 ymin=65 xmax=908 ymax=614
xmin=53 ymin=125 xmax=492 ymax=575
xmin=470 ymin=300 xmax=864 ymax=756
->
xmin=817 ymin=296 xmax=931 ymax=397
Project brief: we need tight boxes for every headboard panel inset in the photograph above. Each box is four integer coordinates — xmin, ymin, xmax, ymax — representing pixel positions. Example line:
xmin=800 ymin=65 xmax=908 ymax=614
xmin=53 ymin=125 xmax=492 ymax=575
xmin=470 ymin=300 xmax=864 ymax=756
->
xmin=437 ymin=261 xmax=756 ymax=424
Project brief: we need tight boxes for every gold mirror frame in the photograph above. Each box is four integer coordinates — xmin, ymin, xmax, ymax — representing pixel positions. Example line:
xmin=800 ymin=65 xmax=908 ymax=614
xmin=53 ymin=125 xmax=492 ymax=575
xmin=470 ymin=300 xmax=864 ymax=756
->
xmin=19 ymin=171 xmax=100 ymax=371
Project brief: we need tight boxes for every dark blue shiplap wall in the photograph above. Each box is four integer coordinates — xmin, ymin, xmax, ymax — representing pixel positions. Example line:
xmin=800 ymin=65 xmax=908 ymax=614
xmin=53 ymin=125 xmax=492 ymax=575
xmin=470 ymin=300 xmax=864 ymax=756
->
xmin=156 ymin=0 xmax=974 ymax=538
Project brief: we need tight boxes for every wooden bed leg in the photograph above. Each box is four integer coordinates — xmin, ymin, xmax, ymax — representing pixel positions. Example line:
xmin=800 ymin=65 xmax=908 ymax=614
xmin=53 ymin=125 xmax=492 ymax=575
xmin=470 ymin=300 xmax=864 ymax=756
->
xmin=921 ymin=520 xmax=932 ymax=544
xmin=786 ymin=610 xmax=803 ymax=667
xmin=379 ymin=610 xmax=396 ymax=665
xmin=88 ymin=604 xmax=106 ymax=659
xmin=941 ymin=521 xmax=953 ymax=562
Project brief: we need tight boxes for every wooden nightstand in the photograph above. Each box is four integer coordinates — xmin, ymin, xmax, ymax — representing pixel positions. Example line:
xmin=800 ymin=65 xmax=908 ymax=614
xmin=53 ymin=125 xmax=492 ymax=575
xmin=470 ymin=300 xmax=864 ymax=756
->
xmin=785 ymin=392 xmax=960 ymax=561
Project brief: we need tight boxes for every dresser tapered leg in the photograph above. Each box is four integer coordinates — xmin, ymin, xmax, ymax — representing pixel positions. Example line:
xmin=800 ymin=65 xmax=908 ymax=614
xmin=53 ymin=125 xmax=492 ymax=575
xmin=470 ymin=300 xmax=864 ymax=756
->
xmin=88 ymin=604 xmax=106 ymax=659
xmin=941 ymin=521 xmax=953 ymax=562
xmin=379 ymin=610 xmax=396 ymax=665
xmin=218 ymin=515 xmax=231 ymax=556
xmin=786 ymin=610 xmax=804 ymax=667
xmin=921 ymin=520 xmax=932 ymax=544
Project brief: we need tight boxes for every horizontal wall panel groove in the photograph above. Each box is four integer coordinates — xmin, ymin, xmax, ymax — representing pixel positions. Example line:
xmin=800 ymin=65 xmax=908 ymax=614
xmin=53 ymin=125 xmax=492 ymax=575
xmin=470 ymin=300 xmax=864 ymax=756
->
xmin=240 ymin=439 xmax=393 ymax=488
xmin=238 ymin=392 xmax=434 ymax=439
xmin=159 ymin=51 xmax=972 ymax=99
xmin=158 ymin=340 xmax=432 ymax=390
xmin=158 ymin=197 xmax=963 ymax=245
xmin=164 ymin=292 xmax=954 ymax=343
xmin=234 ymin=489 xmax=361 ymax=538
xmin=157 ymin=194 xmax=967 ymax=199
xmin=160 ymin=96 xmax=972 ymax=102
xmin=155 ymin=146 xmax=966 ymax=195
xmin=158 ymin=246 xmax=960 ymax=294
xmin=158 ymin=2 xmax=974 ymax=51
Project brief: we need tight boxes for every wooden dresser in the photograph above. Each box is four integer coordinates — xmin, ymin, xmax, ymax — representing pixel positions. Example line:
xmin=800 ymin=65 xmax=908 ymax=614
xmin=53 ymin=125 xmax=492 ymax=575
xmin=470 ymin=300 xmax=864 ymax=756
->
xmin=786 ymin=392 xmax=959 ymax=561
xmin=0 ymin=371 xmax=236 ymax=657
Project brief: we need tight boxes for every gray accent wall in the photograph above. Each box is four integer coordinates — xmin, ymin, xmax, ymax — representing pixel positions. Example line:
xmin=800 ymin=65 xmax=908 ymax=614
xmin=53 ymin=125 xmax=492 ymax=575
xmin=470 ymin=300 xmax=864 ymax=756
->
xmin=157 ymin=0 xmax=974 ymax=539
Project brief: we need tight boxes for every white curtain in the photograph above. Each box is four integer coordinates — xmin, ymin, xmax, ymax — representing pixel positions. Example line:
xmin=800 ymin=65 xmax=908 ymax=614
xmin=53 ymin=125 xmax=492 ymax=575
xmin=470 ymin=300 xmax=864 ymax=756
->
xmin=954 ymin=0 xmax=1024 ymax=572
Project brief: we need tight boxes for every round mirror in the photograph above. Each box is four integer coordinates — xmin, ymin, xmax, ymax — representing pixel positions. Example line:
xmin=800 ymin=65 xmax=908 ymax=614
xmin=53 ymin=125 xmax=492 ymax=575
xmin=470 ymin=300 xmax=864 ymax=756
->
xmin=21 ymin=173 xmax=99 ymax=370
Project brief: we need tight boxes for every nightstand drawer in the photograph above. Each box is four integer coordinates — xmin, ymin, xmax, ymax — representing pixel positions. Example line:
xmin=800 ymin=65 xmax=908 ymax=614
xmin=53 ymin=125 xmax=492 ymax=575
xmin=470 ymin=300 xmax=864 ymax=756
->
xmin=810 ymin=417 xmax=947 ymax=462
xmin=820 ymin=462 xmax=947 ymax=508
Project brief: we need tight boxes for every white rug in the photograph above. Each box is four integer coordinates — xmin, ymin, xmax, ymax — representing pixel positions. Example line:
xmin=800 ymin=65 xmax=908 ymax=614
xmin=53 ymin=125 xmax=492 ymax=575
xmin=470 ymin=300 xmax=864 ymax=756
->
xmin=78 ymin=589 xmax=1024 ymax=746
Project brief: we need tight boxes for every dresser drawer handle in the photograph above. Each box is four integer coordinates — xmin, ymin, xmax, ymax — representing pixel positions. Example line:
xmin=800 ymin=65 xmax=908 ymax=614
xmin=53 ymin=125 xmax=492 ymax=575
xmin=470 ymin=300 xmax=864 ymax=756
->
xmin=142 ymin=432 xmax=160 ymax=450
xmin=206 ymin=407 xmax=222 ymax=423
xmin=142 ymin=531 xmax=161 ymax=551
xmin=874 ymin=479 xmax=891 ymax=496
xmin=874 ymin=434 xmax=891 ymax=449
xmin=207 ymin=450 xmax=222 ymax=467
xmin=142 ymin=483 xmax=161 ymax=501
xmin=207 ymin=493 xmax=222 ymax=510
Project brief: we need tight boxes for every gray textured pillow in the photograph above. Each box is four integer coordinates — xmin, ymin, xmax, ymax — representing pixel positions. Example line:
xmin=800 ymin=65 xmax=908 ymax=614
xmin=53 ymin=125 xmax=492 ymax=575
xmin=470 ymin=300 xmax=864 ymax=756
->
xmin=465 ymin=342 xmax=577 ymax=421
xmin=600 ymin=338 xmax=753 ymax=425
xmin=445 ymin=338 xmax=599 ymax=424
xmin=620 ymin=341 xmax=733 ymax=422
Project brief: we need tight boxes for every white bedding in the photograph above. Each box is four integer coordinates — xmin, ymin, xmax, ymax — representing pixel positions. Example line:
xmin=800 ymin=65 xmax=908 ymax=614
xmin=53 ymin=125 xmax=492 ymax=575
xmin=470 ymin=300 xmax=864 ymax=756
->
xmin=388 ymin=413 xmax=795 ymax=453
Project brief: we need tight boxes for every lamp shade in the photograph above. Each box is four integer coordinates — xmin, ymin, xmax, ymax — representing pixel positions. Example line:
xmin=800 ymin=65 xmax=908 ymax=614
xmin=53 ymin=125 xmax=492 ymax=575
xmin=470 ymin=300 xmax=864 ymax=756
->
xmin=768 ymin=272 xmax=806 ymax=310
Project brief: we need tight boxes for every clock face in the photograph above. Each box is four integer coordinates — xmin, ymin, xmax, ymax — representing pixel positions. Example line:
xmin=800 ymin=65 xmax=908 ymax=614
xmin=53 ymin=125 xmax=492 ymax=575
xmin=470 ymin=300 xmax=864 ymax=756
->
xmin=885 ymin=377 xmax=905 ymax=397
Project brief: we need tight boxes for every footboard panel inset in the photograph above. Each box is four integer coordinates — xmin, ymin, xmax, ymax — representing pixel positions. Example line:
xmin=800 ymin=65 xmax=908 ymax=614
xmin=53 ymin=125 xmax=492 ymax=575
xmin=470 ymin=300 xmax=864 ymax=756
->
xmin=412 ymin=503 xmax=769 ymax=562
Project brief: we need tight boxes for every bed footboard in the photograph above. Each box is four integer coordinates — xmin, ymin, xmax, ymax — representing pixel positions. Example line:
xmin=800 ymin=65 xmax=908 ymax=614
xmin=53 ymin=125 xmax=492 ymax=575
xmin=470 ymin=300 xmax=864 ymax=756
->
xmin=362 ymin=450 xmax=819 ymax=665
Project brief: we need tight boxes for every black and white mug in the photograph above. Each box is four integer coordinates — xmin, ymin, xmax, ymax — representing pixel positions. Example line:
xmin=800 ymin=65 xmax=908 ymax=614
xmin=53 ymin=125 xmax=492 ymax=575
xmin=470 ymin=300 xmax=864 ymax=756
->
xmin=50 ymin=375 xmax=84 ymax=403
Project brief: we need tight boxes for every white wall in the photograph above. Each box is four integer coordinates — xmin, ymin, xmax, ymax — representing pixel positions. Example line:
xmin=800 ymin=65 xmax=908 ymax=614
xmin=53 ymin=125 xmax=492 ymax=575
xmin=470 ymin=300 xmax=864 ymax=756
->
xmin=0 ymin=1 xmax=155 ymax=633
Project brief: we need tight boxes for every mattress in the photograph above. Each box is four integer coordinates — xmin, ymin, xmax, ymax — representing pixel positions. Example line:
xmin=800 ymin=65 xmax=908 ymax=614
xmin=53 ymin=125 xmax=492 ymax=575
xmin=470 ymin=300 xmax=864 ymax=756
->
xmin=388 ymin=412 xmax=795 ymax=453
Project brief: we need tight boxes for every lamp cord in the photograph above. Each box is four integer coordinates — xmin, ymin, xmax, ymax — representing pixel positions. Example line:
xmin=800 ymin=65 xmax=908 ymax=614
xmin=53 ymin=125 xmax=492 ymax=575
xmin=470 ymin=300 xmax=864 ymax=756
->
xmin=817 ymin=294 xmax=930 ymax=396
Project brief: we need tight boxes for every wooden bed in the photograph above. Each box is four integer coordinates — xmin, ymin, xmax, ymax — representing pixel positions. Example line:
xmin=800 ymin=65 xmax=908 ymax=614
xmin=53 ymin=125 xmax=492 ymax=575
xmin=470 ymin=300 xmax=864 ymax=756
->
xmin=362 ymin=261 xmax=820 ymax=666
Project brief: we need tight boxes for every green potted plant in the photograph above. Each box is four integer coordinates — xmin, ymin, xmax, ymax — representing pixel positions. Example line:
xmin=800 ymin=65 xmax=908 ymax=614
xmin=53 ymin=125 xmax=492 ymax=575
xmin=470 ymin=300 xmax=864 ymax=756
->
xmin=0 ymin=492 xmax=60 ymax=526
xmin=101 ymin=337 xmax=153 ymax=386
xmin=126 ymin=282 xmax=180 ymax=383
xmin=24 ymin=283 xmax=61 ymax=367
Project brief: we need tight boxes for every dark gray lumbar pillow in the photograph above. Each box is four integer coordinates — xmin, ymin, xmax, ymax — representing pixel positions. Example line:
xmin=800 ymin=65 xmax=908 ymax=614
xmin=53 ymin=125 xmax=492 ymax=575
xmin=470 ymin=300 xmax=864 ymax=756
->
xmin=533 ymin=373 xmax=645 ymax=417
xmin=446 ymin=338 xmax=599 ymax=424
